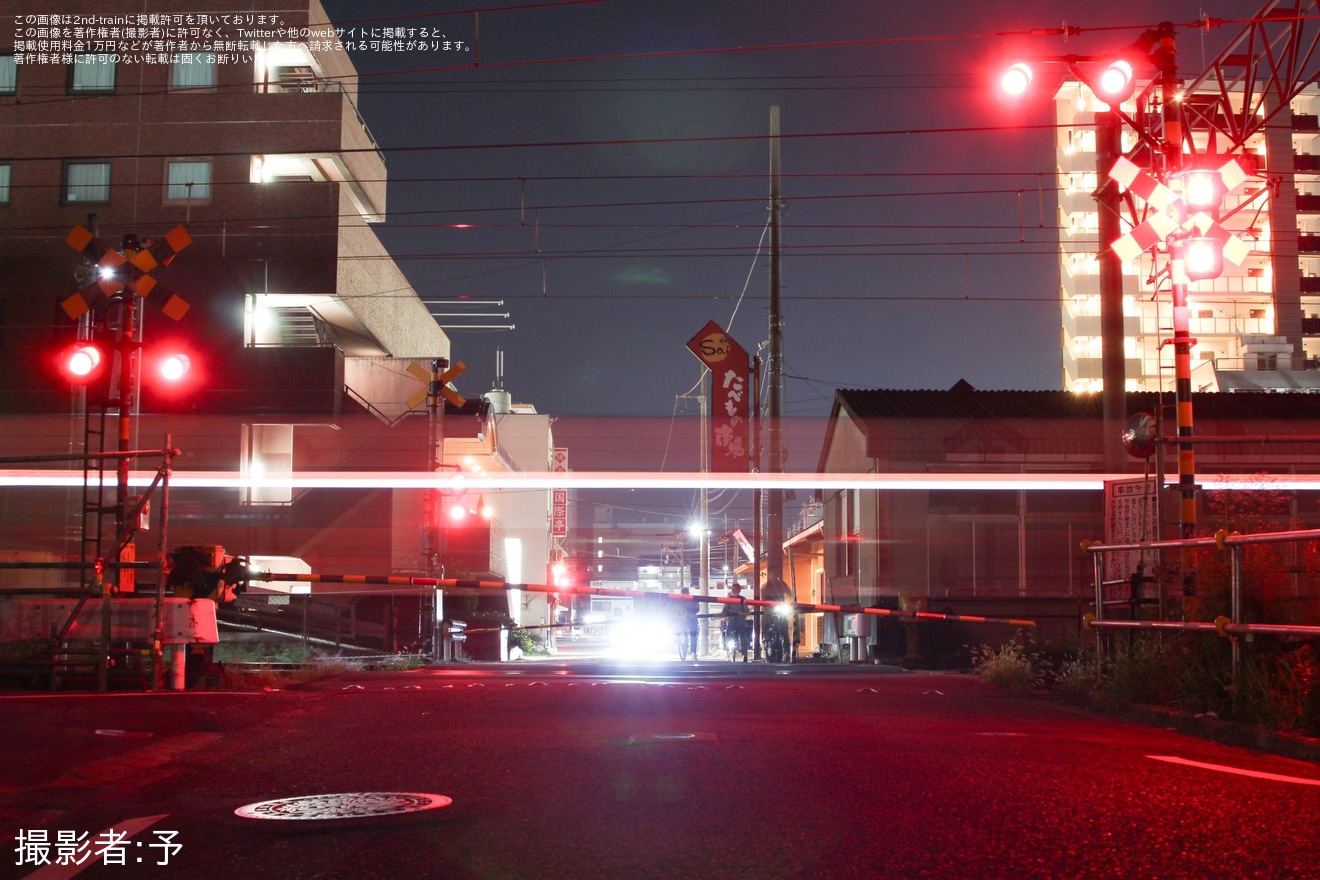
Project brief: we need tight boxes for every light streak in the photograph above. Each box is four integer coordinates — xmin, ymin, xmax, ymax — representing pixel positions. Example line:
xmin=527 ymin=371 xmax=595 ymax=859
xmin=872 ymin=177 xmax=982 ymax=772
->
xmin=5 ymin=470 xmax=1320 ymax=492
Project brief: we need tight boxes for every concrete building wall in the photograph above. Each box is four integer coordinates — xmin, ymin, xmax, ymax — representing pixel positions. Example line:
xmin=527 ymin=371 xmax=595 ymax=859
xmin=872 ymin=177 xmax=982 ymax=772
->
xmin=0 ymin=0 xmax=447 ymax=418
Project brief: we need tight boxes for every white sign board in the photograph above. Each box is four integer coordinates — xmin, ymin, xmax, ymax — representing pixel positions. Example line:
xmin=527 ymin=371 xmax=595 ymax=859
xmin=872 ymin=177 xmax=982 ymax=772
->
xmin=1104 ymin=478 xmax=1159 ymax=589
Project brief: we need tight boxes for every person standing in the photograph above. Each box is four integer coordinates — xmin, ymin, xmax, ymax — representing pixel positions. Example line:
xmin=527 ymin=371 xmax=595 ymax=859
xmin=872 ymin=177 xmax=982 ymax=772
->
xmin=677 ymin=587 xmax=699 ymax=660
xmin=722 ymin=582 xmax=750 ymax=662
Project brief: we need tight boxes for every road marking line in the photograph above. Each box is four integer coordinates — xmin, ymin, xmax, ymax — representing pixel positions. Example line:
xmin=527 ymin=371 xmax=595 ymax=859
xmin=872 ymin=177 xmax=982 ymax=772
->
xmin=22 ymin=814 xmax=168 ymax=880
xmin=627 ymin=732 xmax=717 ymax=745
xmin=1148 ymin=755 xmax=1320 ymax=786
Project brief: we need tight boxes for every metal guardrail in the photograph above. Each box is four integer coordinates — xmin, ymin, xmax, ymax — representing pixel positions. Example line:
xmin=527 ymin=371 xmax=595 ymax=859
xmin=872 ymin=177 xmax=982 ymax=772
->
xmin=1085 ymin=527 xmax=1320 ymax=674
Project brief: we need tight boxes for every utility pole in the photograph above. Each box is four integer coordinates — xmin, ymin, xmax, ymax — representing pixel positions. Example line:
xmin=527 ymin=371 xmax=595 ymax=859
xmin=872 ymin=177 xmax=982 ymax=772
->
xmin=1096 ymin=110 xmax=1127 ymax=474
xmin=766 ymin=105 xmax=785 ymax=606
xmin=698 ymin=389 xmax=710 ymax=655
xmin=426 ymin=357 xmax=447 ymax=659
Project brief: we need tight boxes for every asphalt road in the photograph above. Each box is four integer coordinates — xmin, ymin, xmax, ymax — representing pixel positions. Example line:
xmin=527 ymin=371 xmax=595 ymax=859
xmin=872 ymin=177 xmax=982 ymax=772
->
xmin=3 ymin=661 xmax=1319 ymax=879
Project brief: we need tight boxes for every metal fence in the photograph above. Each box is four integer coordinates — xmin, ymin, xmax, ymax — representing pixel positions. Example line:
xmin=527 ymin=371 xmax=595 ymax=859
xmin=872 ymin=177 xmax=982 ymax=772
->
xmin=1085 ymin=527 xmax=1320 ymax=674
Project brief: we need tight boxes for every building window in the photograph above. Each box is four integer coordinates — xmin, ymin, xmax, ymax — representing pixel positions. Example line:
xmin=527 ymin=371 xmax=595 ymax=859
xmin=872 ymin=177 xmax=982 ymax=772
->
xmin=70 ymin=53 xmax=116 ymax=93
xmin=170 ymin=53 xmax=215 ymax=89
xmin=241 ymin=424 xmax=294 ymax=505
xmin=64 ymin=161 xmax=111 ymax=203
xmin=0 ymin=54 xmax=16 ymax=94
xmin=831 ymin=489 xmax=860 ymax=578
xmin=254 ymin=42 xmax=322 ymax=93
xmin=166 ymin=159 xmax=211 ymax=201
xmin=0 ymin=164 xmax=10 ymax=203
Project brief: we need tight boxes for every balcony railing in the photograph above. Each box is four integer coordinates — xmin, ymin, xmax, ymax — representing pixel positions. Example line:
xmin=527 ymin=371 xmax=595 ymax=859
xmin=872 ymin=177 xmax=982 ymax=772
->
xmin=258 ymin=74 xmax=386 ymax=170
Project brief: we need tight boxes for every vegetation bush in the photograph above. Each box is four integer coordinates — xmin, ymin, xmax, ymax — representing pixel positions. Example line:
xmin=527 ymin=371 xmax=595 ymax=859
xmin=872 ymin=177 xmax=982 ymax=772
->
xmin=1065 ymin=483 xmax=1320 ymax=738
xmin=212 ymin=641 xmax=423 ymax=688
xmin=1231 ymin=643 xmax=1320 ymax=736
xmin=969 ymin=631 xmax=1051 ymax=691
xmin=1047 ymin=632 xmax=1320 ymax=739
xmin=1052 ymin=652 xmax=1101 ymax=695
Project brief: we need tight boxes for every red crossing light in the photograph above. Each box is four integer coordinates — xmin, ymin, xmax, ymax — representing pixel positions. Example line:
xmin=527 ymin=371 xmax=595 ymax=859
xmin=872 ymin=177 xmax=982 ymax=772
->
xmin=61 ymin=342 xmax=104 ymax=384
xmin=158 ymin=352 xmax=191 ymax=382
xmin=1185 ymin=237 xmax=1225 ymax=282
xmin=999 ymin=63 xmax=1032 ymax=98
xmin=146 ymin=346 xmax=198 ymax=395
xmin=1095 ymin=59 xmax=1135 ymax=104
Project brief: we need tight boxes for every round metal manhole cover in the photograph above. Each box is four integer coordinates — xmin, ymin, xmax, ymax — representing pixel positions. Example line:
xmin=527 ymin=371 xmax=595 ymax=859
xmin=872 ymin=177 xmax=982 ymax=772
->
xmin=235 ymin=792 xmax=452 ymax=822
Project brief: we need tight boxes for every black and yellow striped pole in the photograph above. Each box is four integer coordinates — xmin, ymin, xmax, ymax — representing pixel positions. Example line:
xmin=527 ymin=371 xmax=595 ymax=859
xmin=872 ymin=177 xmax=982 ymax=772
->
xmin=1154 ymin=22 xmax=1199 ymax=611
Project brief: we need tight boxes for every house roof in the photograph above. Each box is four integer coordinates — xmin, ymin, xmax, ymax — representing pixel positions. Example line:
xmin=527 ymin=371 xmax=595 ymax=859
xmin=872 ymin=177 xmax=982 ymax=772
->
xmin=833 ymin=381 xmax=1320 ymax=422
xmin=818 ymin=381 xmax=1320 ymax=471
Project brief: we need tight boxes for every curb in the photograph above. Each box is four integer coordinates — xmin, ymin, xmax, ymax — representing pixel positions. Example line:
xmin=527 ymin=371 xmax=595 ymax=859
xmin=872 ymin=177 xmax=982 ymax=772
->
xmin=1060 ymin=694 xmax=1320 ymax=765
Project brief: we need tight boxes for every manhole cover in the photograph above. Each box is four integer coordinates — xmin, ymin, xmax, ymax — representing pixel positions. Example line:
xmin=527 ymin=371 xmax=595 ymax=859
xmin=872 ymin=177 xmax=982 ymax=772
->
xmin=235 ymin=792 xmax=452 ymax=821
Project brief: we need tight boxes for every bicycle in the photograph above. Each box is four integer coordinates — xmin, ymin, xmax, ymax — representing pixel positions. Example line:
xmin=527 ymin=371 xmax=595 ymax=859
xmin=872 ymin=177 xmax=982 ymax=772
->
xmin=677 ymin=627 xmax=696 ymax=661
xmin=721 ymin=614 xmax=750 ymax=662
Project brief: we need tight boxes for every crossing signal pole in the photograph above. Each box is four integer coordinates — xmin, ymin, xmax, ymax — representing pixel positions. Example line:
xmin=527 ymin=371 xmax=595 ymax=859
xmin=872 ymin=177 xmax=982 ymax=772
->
xmin=415 ymin=356 xmax=466 ymax=658
xmin=62 ymin=224 xmax=193 ymax=592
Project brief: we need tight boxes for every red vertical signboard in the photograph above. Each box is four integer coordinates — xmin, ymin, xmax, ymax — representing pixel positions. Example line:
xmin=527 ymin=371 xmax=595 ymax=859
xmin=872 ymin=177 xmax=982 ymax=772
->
xmin=686 ymin=320 xmax=751 ymax=473
xmin=551 ymin=489 xmax=568 ymax=538
xmin=550 ymin=448 xmax=568 ymax=538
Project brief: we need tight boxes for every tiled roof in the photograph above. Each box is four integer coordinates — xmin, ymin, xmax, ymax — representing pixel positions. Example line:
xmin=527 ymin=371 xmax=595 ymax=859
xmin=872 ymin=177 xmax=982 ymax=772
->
xmin=835 ymin=382 xmax=1320 ymax=422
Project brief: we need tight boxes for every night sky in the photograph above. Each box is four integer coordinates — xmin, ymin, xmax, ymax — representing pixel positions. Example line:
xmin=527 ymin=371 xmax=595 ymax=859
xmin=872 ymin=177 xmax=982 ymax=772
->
xmin=318 ymin=0 xmax=1247 ymax=433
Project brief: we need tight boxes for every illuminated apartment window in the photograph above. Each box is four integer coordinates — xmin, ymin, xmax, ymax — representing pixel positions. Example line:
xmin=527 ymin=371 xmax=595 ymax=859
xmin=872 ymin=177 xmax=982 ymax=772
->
xmin=0 ymin=164 xmax=10 ymax=203
xmin=70 ymin=53 xmax=116 ymax=93
xmin=170 ymin=52 xmax=216 ymax=89
xmin=166 ymin=159 xmax=211 ymax=201
xmin=63 ymin=161 xmax=111 ymax=204
xmin=241 ymin=424 xmax=294 ymax=505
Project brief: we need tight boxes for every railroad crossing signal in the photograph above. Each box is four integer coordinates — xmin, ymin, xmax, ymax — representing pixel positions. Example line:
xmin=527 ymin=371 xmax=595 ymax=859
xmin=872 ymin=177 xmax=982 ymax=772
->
xmin=62 ymin=225 xmax=193 ymax=321
xmin=1108 ymin=156 xmax=1250 ymax=279
xmin=406 ymin=359 xmax=467 ymax=409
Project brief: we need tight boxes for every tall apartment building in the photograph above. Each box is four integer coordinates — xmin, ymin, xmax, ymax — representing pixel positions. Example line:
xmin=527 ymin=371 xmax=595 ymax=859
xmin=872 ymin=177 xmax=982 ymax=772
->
xmin=1056 ymin=78 xmax=1320 ymax=394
